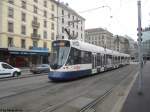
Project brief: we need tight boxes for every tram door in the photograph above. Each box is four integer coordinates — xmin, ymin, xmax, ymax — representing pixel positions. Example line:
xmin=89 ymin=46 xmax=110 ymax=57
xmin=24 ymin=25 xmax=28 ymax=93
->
xmin=92 ymin=53 xmax=97 ymax=74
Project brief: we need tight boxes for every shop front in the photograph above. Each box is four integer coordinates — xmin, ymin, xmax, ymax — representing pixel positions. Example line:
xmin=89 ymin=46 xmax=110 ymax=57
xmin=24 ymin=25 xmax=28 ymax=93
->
xmin=7 ymin=47 xmax=49 ymax=67
xmin=0 ymin=48 xmax=9 ymax=62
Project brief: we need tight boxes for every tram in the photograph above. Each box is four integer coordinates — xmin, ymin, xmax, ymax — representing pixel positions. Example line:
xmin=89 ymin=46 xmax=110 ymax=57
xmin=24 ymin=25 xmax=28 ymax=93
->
xmin=48 ymin=40 xmax=130 ymax=81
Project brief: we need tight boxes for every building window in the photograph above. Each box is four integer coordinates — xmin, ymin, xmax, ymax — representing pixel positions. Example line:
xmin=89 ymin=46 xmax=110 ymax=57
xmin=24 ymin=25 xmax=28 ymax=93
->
xmin=76 ymin=32 xmax=78 ymax=37
xmin=8 ymin=21 xmax=14 ymax=32
xmin=22 ymin=12 xmax=26 ymax=22
xmin=8 ymin=0 xmax=14 ymax=4
xmin=51 ymin=32 xmax=54 ymax=40
xmin=51 ymin=14 xmax=54 ymax=21
xmin=34 ymin=0 xmax=38 ymax=3
xmin=62 ymin=10 xmax=64 ymax=15
xmin=33 ymin=16 xmax=38 ymax=22
xmin=21 ymin=25 xmax=26 ymax=35
xmin=76 ymin=25 xmax=78 ymax=29
xmin=62 ymin=36 xmax=64 ymax=39
xmin=62 ymin=27 xmax=64 ymax=33
xmin=72 ymin=23 xmax=74 ymax=28
xmin=8 ymin=37 xmax=13 ymax=47
xmin=44 ymin=20 xmax=47 ymax=28
xmin=22 ymin=1 xmax=26 ymax=9
xmin=43 ymin=42 xmax=47 ymax=48
xmin=8 ymin=7 xmax=14 ymax=18
xmin=72 ymin=16 xmax=74 ymax=20
xmin=68 ymin=21 xmax=70 ymax=26
xmin=44 ymin=1 xmax=47 ymax=7
xmin=44 ymin=10 xmax=47 ymax=17
xmin=34 ymin=5 xmax=38 ymax=14
xmin=68 ymin=13 xmax=70 ymax=18
xmin=81 ymin=26 xmax=82 ymax=31
xmin=21 ymin=39 xmax=26 ymax=48
xmin=51 ymin=4 xmax=54 ymax=11
xmin=72 ymin=31 xmax=74 ymax=36
xmin=33 ymin=28 xmax=38 ymax=35
xmin=33 ymin=40 xmax=38 ymax=47
xmin=62 ymin=18 xmax=64 ymax=24
xmin=68 ymin=29 xmax=70 ymax=34
xmin=43 ymin=31 xmax=47 ymax=39
xmin=51 ymin=23 xmax=54 ymax=30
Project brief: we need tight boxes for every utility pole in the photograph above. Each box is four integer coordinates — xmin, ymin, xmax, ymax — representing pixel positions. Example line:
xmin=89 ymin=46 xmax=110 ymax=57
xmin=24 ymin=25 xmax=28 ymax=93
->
xmin=137 ymin=0 xmax=143 ymax=95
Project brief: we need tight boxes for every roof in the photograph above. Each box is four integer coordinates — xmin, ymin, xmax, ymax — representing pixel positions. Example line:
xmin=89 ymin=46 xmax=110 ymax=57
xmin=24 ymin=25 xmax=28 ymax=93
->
xmin=51 ymin=0 xmax=85 ymax=20
xmin=85 ymin=28 xmax=113 ymax=35
xmin=69 ymin=40 xmax=130 ymax=57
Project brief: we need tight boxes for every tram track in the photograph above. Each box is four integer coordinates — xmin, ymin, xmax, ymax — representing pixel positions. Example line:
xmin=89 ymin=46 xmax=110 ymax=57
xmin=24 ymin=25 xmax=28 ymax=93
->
xmin=0 ymin=65 xmax=137 ymax=112
xmin=79 ymin=67 xmax=138 ymax=112
xmin=0 ymin=77 xmax=78 ymax=101
xmin=39 ymin=65 xmax=137 ymax=112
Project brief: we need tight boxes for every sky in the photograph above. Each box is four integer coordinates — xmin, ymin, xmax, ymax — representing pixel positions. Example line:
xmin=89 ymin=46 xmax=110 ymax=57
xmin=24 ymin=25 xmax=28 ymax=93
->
xmin=59 ymin=0 xmax=150 ymax=41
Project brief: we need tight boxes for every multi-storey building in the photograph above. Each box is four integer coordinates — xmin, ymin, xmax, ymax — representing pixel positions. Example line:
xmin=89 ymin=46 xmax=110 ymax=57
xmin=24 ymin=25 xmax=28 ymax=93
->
xmin=142 ymin=27 xmax=150 ymax=60
xmin=0 ymin=0 xmax=57 ymax=67
xmin=56 ymin=2 xmax=85 ymax=41
xmin=114 ymin=35 xmax=130 ymax=54
xmin=85 ymin=28 xmax=114 ymax=50
xmin=124 ymin=35 xmax=138 ymax=59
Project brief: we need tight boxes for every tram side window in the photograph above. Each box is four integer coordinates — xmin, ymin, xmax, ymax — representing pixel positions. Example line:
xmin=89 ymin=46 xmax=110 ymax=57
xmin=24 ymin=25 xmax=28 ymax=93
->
xmin=66 ymin=48 xmax=81 ymax=65
xmin=97 ymin=53 xmax=100 ymax=66
xmin=121 ymin=57 xmax=124 ymax=63
xmin=86 ymin=52 xmax=92 ymax=63
xmin=103 ymin=54 xmax=106 ymax=65
xmin=115 ymin=56 xmax=117 ymax=64
xmin=81 ymin=51 xmax=91 ymax=64
xmin=107 ymin=55 xmax=112 ymax=65
xmin=101 ymin=55 xmax=103 ymax=66
xmin=118 ymin=56 xmax=120 ymax=64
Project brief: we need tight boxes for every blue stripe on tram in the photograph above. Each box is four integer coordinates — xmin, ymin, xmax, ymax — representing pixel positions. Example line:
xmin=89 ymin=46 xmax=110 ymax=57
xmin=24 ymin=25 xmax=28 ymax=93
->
xmin=48 ymin=69 xmax=91 ymax=81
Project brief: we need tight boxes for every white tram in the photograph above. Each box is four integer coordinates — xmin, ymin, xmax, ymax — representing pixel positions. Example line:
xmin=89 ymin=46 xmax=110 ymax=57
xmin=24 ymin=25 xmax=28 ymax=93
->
xmin=48 ymin=40 xmax=130 ymax=81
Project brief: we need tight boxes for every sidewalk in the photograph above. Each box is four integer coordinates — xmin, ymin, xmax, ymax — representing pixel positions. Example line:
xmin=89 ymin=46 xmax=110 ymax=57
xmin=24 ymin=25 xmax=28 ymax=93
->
xmin=121 ymin=61 xmax=150 ymax=112
xmin=20 ymin=67 xmax=32 ymax=76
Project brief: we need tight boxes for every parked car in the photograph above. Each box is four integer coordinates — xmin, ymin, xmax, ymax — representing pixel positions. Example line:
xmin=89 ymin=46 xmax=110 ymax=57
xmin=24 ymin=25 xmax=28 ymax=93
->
xmin=30 ymin=64 xmax=50 ymax=74
xmin=0 ymin=62 xmax=21 ymax=78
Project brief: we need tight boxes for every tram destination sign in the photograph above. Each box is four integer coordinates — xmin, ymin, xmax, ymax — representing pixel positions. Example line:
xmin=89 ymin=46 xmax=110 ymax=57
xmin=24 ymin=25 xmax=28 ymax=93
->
xmin=52 ymin=40 xmax=70 ymax=47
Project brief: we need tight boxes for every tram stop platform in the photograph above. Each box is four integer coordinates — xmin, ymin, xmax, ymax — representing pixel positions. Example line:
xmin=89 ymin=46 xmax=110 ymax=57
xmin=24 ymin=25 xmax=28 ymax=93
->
xmin=121 ymin=61 xmax=150 ymax=112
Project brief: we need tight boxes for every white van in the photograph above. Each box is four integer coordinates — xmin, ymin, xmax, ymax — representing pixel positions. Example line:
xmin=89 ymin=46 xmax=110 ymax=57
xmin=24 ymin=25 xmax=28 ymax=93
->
xmin=0 ymin=62 xmax=21 ymax=78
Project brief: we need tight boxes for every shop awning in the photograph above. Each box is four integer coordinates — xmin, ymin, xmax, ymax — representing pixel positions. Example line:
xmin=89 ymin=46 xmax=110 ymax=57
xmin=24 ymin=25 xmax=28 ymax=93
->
xmin=8 ymin=47 xmax=49 ymax=56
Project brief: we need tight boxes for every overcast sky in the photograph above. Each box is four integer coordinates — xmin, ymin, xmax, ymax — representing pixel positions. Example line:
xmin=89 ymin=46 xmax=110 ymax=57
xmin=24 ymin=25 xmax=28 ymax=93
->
xmin=60 ymin=0 xmax=150 ymax=41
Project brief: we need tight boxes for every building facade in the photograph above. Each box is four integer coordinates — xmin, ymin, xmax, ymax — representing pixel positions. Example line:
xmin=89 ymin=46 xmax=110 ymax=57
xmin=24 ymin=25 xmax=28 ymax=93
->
xmin=85 ymin=28 xmax=114 ymax=50
xmin=114 ymin=35 xmax=130 ymax=54
xmin=124 ymin=35 xmax=138 ymax=59
xmin=142 ymin=27 xmax=150 ymax=60
xmin=56 ymin=2 xmax=85 ymax=41
xmin=0 ymin=0 xmax=57 ymax=67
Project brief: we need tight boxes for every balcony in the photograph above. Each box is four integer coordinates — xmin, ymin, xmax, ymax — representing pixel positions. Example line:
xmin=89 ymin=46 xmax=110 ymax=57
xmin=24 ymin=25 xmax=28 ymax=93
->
xmin=32 ymin=20 xmax=40 ymax=28
xmin=31 ymin=33 xmax=40 ymax=40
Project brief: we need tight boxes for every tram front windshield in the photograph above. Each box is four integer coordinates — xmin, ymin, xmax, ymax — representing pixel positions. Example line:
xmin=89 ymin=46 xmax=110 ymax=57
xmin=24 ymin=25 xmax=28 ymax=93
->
xmin=50 ymin=41 xmax=70 ymax=69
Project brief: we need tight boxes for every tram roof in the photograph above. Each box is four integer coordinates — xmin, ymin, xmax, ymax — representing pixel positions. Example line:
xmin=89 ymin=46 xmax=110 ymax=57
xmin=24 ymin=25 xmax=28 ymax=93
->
xmin=56 ymin=39 xmax=130 ymax=57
